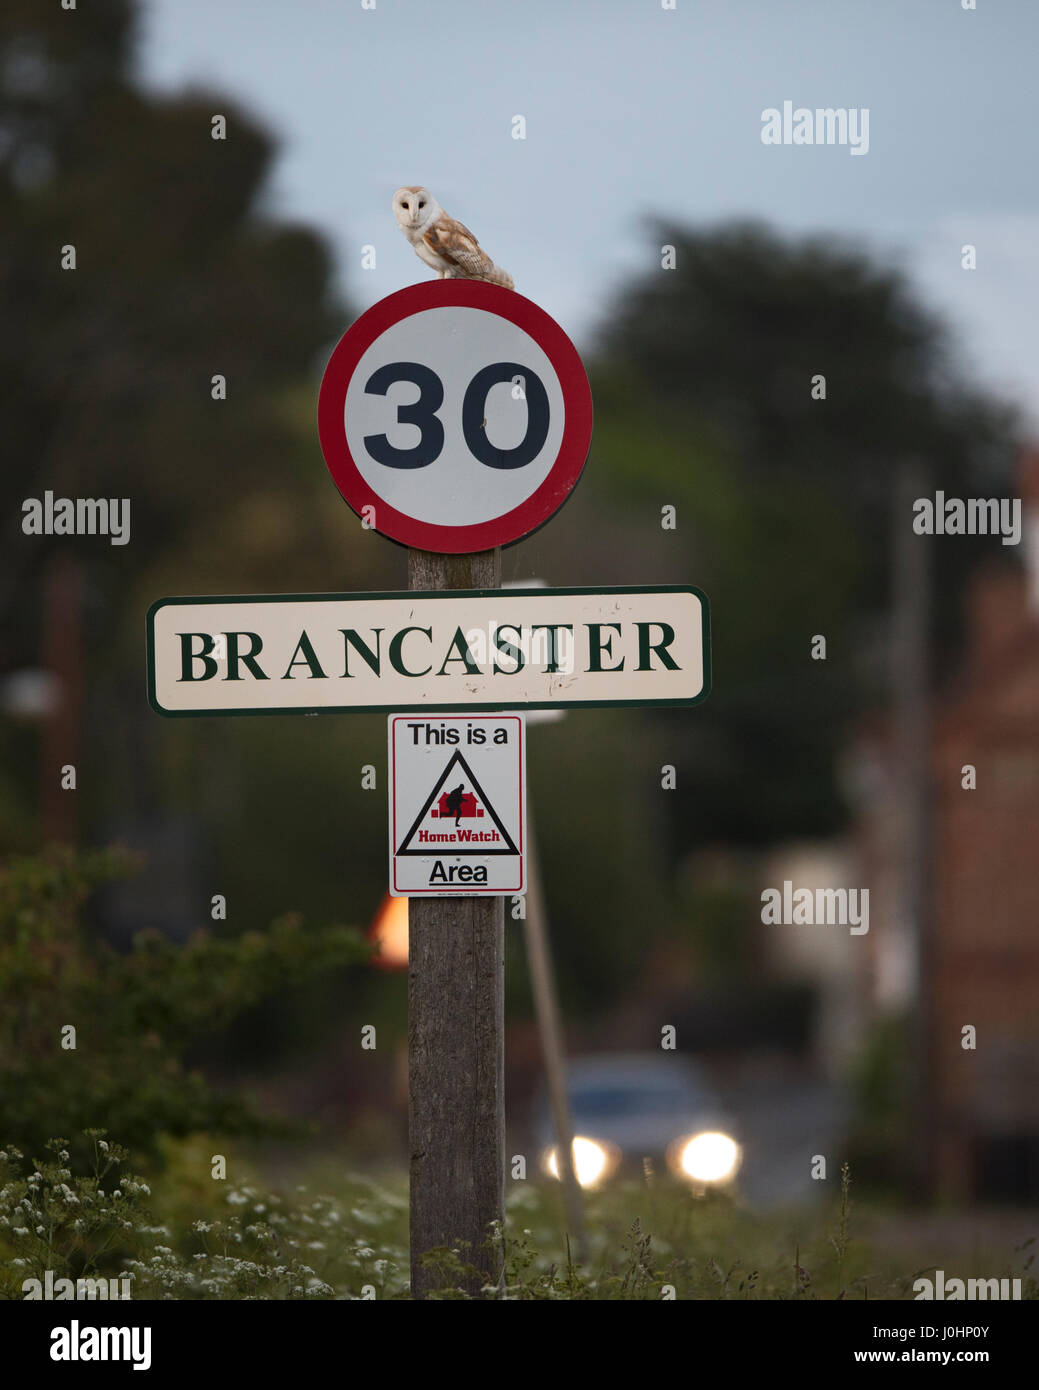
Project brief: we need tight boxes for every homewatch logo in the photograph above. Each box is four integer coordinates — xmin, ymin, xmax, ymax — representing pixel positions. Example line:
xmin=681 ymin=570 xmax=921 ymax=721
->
xmin=761 ymin=882 xmax=869 ymax=935
xmin=396 ymin=749 xmax=518 ymax=857
xmin=761 ymin=101 xmax=869 ymax=155
xmin=914 ymin=1270 xmax=1022 ymax=1300
xmin=49 ymin=1320 xmax=151 ymax=1370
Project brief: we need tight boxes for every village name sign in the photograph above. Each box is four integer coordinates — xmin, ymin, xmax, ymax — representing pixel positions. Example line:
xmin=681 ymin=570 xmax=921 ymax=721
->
xmin=148 ymin=586 xmax=710 ymax=716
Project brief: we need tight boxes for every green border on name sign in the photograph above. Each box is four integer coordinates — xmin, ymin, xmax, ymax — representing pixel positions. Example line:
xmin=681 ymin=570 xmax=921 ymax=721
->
xmin=146 ymin=585 xmax=712 ymax=717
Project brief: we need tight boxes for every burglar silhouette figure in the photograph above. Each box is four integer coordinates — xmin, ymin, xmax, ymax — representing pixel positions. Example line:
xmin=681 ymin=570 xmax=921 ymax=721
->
xmin=444 ymin=784 xmax=466 ymax=827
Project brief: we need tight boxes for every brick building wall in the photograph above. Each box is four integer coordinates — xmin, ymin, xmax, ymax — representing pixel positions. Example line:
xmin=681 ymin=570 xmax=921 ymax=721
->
xmin=930 ymin=565 xmax=1039 ymax=1199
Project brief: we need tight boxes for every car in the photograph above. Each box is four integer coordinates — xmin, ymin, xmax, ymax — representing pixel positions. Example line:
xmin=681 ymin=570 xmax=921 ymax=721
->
xmin=531 ymin=1052 xmax=741 ymax=1190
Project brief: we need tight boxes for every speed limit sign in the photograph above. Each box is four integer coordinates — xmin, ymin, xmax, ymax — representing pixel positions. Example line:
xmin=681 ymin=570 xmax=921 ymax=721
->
xmin=317 ymin=280 xmax=593 ymax=552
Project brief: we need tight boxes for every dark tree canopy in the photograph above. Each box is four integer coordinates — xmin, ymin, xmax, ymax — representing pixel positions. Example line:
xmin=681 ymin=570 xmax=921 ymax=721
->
xmin=0 ymin=0 xmax=344 ymax=642
xmin=580 ymin=222 xmax=1019 ymax=856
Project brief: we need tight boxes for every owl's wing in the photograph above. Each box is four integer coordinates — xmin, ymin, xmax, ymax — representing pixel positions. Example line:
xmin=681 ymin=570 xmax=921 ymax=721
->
xmin=423 ymin=215 xmax=494 ymax=278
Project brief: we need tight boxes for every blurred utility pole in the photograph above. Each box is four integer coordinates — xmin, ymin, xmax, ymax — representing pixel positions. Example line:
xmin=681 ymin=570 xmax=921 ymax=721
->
xmin=523 ymin=803 xmax=585 ymax=1260
xmin=891 ymin=459 xmax=933 ymax=1200
xmin=41 ymin=552 xmax=84 ymax=845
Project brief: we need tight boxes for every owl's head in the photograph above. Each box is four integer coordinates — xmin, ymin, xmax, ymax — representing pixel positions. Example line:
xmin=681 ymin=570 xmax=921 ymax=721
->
xmin=393 ymin=185 xmax=438 ymax=230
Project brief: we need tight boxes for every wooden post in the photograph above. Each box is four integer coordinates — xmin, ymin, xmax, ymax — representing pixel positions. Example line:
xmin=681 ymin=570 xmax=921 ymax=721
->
xmin=407 ymin=546 xmax=505 ymax=1298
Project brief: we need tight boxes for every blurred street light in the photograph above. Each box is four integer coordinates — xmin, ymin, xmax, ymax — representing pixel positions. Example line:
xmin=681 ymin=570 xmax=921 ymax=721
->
xmin=370 ymin=893 xmax=409 ymax=970
xmin=0 ymin=668 xmax=61 ymax=719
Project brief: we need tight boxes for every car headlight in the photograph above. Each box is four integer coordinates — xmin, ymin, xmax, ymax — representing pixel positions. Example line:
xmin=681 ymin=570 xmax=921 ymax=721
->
xmin=543 ymin=1136 xmax=619 ymax=1188
xmin=671 ymin=1131 xmax=741 ymax=1184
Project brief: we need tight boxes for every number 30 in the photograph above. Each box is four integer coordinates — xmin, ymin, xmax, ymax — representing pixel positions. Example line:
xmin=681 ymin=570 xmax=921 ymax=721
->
xmin=363 ymin=361 xmax=550 ymax=470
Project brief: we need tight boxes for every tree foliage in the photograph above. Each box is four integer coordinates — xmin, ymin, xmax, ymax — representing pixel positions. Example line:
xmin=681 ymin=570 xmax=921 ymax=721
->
xmin=577 ymin=221 xmax=1019 ymax=856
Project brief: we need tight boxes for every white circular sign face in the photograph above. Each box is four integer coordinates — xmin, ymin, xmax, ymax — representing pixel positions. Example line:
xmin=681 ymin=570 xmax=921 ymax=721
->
xmin=318 ymin=280 xmax=593 ymax=553
xmin=343 ymin=306 xmax=565 ymax=528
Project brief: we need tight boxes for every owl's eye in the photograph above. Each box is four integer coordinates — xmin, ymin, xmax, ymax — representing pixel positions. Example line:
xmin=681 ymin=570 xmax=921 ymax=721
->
xmin=418 ymin=200 xmax=426 ymax=208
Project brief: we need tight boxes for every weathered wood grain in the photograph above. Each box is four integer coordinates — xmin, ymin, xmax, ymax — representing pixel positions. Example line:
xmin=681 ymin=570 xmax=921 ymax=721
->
xmin=407 ymin=546 xmax=504 ymax=1299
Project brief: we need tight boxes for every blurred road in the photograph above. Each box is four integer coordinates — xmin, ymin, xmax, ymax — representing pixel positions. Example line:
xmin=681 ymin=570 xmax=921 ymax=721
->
xmin=725 ymin=1074 xmax=849 ymax=1208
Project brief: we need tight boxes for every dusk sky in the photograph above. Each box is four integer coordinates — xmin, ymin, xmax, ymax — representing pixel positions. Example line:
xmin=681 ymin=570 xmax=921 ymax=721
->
xmin=138 ymin=0 xmax=1039 ymax=426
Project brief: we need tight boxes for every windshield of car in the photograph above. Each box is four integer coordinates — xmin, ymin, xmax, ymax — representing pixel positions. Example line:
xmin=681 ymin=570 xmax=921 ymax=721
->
xmin=570 ymin=1085 xmax=697 ymax=1121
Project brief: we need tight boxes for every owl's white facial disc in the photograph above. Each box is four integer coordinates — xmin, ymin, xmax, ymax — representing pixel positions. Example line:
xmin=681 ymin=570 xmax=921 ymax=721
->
xmin=393 ymin=186 xmax=435 ymax=230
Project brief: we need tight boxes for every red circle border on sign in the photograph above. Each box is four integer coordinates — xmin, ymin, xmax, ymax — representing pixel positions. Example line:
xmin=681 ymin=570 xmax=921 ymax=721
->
xmin=317 ymin=279 xmax=593 ymax=553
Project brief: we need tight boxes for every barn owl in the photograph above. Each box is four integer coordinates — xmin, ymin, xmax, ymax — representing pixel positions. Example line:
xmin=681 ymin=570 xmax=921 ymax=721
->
xmin=392 ymin=187 xmax=514 ymax=289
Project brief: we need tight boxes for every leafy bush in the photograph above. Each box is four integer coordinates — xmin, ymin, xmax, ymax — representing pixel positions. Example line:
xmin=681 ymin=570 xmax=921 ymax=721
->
xmin=0 ymin=847 xmax=372 ymax=1163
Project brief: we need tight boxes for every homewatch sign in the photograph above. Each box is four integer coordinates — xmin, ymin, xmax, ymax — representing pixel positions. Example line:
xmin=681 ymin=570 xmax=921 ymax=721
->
xmin=146 ymin=586 xmax=709 ymax=715
xmin=389 ymin=713 xmax=525 ymax=896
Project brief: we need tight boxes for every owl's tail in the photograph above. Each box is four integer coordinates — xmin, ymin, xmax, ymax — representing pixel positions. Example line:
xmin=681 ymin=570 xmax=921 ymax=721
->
xmin=482 ymin=262 xmax=514 ymax=291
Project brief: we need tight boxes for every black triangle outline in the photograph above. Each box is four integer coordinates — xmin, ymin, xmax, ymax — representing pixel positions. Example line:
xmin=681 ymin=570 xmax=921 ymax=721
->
xmin=397 ymin=748 xmax=518 ymax=856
